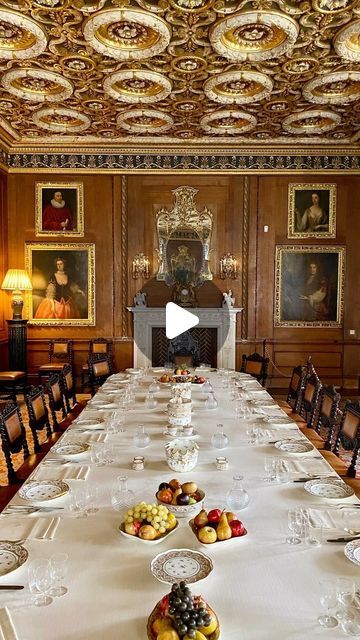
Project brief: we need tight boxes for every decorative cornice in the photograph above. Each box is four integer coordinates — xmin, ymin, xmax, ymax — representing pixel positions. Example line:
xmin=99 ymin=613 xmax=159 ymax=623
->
xmin=4 ymin=150 xmax=360 ymax=172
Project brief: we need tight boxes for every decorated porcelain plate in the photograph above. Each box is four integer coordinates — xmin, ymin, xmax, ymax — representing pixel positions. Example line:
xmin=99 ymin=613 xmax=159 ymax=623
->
xmin=19 ymin=480 xmax=69 ymax=502
xmin=0 ymin=542 xmax=28 ymax=576
xmin=74 ymin=417 xmax=104 ymax=428
xmin=344 ymin=540 xmax=360 ymax=566
xmin=304 ymin=478 xmax=355 ymax=500
xmin=274 ymin=440 xmax=314 ymax=454
xmin=53 ymin=442 xmax=90 ymax=456
xmin=96 ymin=403 xmax=120 ymax=410
xmin=264 ymin=416 xmax=296 ymax=426
xmin=150 ymin=548 xmax=213 ymax=585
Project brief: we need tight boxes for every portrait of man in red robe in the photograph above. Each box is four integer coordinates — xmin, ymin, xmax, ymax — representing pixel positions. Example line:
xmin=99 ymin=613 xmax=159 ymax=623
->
xmin=42 ymin=190 xmax=74 ymax=231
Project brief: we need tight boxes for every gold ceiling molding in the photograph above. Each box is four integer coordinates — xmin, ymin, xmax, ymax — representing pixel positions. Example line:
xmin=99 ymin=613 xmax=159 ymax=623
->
xmin=32 ymin=107 xmax=91 ymax=132
xmin=0 ymin=9 xmax=47 ymax=60
xmin=334 ymin=20 xmax=360 ymax=61
xmin=103 ymin=69 xmax=172 ymax=103
xmin=1 ymin=68 xmax=73 ymax=103
xmin=116 ymin=108 xmax=173 ymax=132
xmin=209 ymin=10 xmax=299 ymax=62
xmin=302 ymin=71 xmax=360 ymax=104
xmin=200 ymin=109 xmax=257 ymax=134
xmin=313 ymin=0 xmax=357 ymax=13
xmin=83 ymin=8 xmax=171 ymax=61
xmin=282 ymin=109 xmax=341 ymax=134
xmin=204 ymin=70 xmax=273 ymax=104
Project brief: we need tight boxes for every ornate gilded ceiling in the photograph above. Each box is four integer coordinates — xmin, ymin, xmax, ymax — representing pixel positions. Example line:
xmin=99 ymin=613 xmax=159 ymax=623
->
xmin=0 ymin=0 xmax=360 ymax=148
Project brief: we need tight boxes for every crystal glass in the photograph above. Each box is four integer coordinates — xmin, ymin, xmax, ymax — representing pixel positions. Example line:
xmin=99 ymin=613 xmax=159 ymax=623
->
xmin=264 ymin=456 xmax=277 ymax=482
xmin=69 ymin=487 xmax=88 ymax=518
xmin=226 ymin=475 xmax=249 ymax=510
xmin=34 ymin=562 xmax=53 ymax=607
xmin=149 ymin=377 xmax=161 ymax=393
xmin=49 ymin=553 xmax=68 ymax=597
xmin=145 ymin=392 xmax=158 ymax=409
xmin=318 ymin=580 xmax=339 ymax=628
xmin=211 ymin=424 xmax=229 ymax=450
xmin=85 ymin=485 xmax=100 ymax=515
xmin=205 ymin=391 xmax=218 ymax=410
xmin=90 ymin=442 xmax=106 ymax=467
xmin=133 ymin=424 xmax=151 ymax=448
xmin=111 ymin=475 xmax=135 ymax=511
xmin=28 ymin=558 xmax=48 ymax=601
xmin=286 ymin=508 xmax=303 ymax=545
xmin=235 ymin=402 xmax=246 ymax=420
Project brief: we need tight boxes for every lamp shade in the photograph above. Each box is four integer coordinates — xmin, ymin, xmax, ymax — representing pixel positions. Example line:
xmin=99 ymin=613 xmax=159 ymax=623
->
xmin=1 ymin=269 xmax=32 ymax=291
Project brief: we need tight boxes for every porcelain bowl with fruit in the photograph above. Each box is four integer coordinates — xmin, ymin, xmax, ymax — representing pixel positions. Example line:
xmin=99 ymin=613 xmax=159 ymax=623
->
xmin=189 ymin=508 xmax=247 ymax=548
xmin=119 ymin=501 xmax=179 ymax=544
xmin=156 ymin=479 xmax=205 ymax=518
xmin=147 ymin=582 xmax=220 ymax=640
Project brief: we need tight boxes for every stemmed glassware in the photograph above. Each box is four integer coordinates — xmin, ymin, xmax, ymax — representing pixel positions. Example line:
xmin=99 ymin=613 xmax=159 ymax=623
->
xmin=286 ymin=508 xmax=303 ymax=545
xmin=32 ymin=560 xmax=53 ymax=607
xmin=211 ymin=424 xmax=229 ymax=450
xmin=318 ymin=580 xmax=339 ymax=628
xmin=111 ymin=475 xmax=135 ymax=511
xmin=133 ymin=424 xmax=151 ymax=448
xmin=226 ymin=475 xmax=249 ymax=510
xmin=49 ymin=553 xmax=68 ymax=597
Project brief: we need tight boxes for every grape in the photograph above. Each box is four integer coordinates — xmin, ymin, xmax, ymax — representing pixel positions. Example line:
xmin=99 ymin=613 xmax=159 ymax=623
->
xmin=180 ymin=581 xmax=186 ymax=590
xmin=178 ymin=625 xmax=188 ymax=635
xmin=174 ymin=598 xmax=181 ymax=606
xmin=182 ymin=612 xmax=190 ymax=621
xmin=187 ymin=631 xmax=196 ymax=639
xmin=179 ymin=602 xmax=187 ymax=611
xmin=188 ymin=619 xmax=196 ymax=628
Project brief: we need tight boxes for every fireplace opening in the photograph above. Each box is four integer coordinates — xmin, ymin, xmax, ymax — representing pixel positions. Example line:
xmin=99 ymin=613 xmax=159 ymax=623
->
xmin=152 ymin=327 xmax=217 ymax=368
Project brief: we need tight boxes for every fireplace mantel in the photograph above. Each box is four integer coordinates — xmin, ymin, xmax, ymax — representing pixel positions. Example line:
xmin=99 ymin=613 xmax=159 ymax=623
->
xmin=127 ymin=307 xmax=243 ymax=370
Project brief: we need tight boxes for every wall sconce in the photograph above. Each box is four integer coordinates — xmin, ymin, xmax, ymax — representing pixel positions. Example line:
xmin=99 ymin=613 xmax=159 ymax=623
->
xmin=132 ymin=253 xmax=150 ymax=279
xmin=1 ymin=269 xmax=32 ymax=319
xmin=219 ymin=253 xmax=237 ymax=279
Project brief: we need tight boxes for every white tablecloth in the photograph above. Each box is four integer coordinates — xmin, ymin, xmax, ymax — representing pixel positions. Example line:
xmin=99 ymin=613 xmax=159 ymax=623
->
xmin=1 ymin=373 xmax=359 ymax=640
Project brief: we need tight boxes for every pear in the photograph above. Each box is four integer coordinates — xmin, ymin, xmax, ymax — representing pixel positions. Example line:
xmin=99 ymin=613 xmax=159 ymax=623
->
xmin=193 ymin=509 xmax=208 ymax=528
xmin=171 ymin=488 xmax=182 ymax=505
xmin=216 ymin=511 xmax=232 ymax=541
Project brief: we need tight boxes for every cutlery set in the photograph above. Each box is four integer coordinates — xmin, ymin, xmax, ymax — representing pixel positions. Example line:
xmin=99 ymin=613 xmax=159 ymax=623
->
xmin=2 ymin=506 xmax=64 ymax=515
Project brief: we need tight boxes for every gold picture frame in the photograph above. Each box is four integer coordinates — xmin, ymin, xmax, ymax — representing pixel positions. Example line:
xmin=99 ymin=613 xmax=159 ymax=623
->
xmin=288 ymin=183 xmax=336 ymax=239
xmin=25 ymin=242 xmax=95 ymax=326
xmin=274 ymin=245 xmax=345 ymax=327
xmin=35 ymin=182 xmax=84 ymax=237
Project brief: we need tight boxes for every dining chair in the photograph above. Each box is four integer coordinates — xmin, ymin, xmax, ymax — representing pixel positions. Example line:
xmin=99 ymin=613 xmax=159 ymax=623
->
xmin=0 ymin=370 xmax=27 ymax=403
xmin=87 ymin=354 xmax=113 ymax=396
xmin=61 ymin=364 xmax=86 ymax=419
xmin=240 ymin=352 xmax=269 ymax=387
xmin=81 ymin=338 xmax=113 ymax=391
xmin=320 ymin=401 xmax=360 ymax=484
xmin=47 ymin=373 xmax=68 ymax=431
xmin=38 ymin=339 xmax=73 ymax=385
xmin=25 ymin=385 xmax=62 ymax=454
xmin=278 ymin=365 xmax=307 ymax=415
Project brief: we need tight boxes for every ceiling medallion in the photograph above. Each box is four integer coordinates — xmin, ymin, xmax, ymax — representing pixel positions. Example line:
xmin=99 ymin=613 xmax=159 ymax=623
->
xmin=103 ymin=69 xmax=172 ymax=104
xmin=0 ymin=9 xmax=47 ymax=59
xmin=313 ymin=0 xmax=356 ymax=13
xmin=210 ymin=10 xmax=299 ymax=62
xmin=282 ymin=56 xmax=319 ymax=75
xmin=169 ymin=0 xmax=212 ymax=12
xmin=200 ymin=110 xmax=257 ymax=134
xmin=171 ymin=55 xmax=207 ymax=74
xmin=0 ymin=98 xmax=18 ymax=111
xmin=61 ymin=55 xmax=95 ymax=73
xmin=264 ymin=99 xmax=290 ymax=113
xmin=172 ymin=100 xmax=201 ymax=114
xmin=282 ymin=109 xmax=341 ymax=134
xmin=204 ymin=70 xmax=272 ymax=104
xmin=117 ymin=109 xmax=173 ymax=133
xmin=83 ymin=9 xmax=171 ymax=61
xmin=2 ymin=68 xmax=73 ymax=103
xmin=32 ymin=107 xmax=91 ymax=132
xmin=334 ymin=20 xmax=360 ymax=62
xmin=82 ymin=100 xmax=109 ymax=111
xmin=303 ymin=71 xmax=360 ymax=104
xmin=33 ymin=0 xmax=65 ymax=7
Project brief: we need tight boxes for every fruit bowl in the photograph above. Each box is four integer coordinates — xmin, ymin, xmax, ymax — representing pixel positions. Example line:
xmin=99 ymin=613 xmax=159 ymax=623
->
xmin=156 ymin=489 xmax=205 ymax=518
xmin=189 ymin=519 xmax=248 ymax=548
xmin=119 ymin=520 xmax=179 ymax=545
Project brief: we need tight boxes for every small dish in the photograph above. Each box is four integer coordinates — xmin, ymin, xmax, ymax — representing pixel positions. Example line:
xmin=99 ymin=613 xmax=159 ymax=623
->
xmin=52 ymin=442 xmax=89 ymax=457
xmin=75 ymin=417 xmax=104 ymax=427
xmin=0 ymin=541 xmax=28 ymax=576
xmin=304 ymin=478 xmax=355 ymax=500
xmin=19 ymin=480 xmax=69 ymax=502
xmin=150 ymin=548 xmax=213 ymax=584
xmin=274 ymin=440 xmax=314 ymax=454
xmin=118 ymin=521 xmax=179 ymax=545
xmin=189 ymin=519 xmax=248 ymax=547
xmin=344 ymin=539 xmax=360 ymax=566
xmin=163 ymin=429 xmax=199 ymax=439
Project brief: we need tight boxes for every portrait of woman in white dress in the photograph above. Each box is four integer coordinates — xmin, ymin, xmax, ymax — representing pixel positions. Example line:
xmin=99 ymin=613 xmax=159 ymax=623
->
xmin=288 ymin=184 xmax=336 ymax=238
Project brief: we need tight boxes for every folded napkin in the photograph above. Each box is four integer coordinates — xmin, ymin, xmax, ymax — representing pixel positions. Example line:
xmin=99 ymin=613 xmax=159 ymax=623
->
xmin=33 ymin=466 xmax=90 ymax=481
xmin=308 ymin=508 xmax=360 ymax=534
xmin=0 ymin=517 xmax=60 ymax=541
xmin=85 ymin=433 xmax=107 ymax=443
xmin=0 ymin=608 xmax=18 ymax=640
xmin=285 ymin=458 xmax=332 ymax=474
xmin=265 ymin=417 xmax=297 ymax=429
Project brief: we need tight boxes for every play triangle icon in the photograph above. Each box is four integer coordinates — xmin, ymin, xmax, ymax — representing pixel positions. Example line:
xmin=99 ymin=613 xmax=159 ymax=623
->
xmin=165 ymin=302 xmax=199 ymax=340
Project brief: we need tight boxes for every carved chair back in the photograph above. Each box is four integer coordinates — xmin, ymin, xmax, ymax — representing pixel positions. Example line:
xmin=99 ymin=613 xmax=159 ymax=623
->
xmin=0 ymin=402 xmax=29 ymax=483
xmin=240 ymin=352 xmax=269 ymax=387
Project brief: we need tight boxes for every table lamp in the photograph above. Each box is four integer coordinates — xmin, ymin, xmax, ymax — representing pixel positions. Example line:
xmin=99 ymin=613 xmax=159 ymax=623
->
xmin=1 ymin=269 xmax=32 ymax=320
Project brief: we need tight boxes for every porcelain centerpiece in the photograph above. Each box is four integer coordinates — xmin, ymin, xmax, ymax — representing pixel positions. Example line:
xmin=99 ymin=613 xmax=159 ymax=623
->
xmin=165 ymin=439 xmax=199 ymax=473
xmin=167 ymin=391 xmax=192 ymax=427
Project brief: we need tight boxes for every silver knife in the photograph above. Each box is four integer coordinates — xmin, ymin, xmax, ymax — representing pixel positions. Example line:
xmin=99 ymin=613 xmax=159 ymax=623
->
xmin=0 ymin=585 xmax=24 ymax=590
xmin=327 ymin=536 xmax=360 ymax=543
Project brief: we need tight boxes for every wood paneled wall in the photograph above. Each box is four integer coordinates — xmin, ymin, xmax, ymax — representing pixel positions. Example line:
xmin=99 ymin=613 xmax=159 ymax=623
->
xmin=1 ymin=172 xmax=359 ymax=389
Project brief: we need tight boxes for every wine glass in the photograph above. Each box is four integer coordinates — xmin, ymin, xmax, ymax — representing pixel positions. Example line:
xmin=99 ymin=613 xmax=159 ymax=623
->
xmin=133 ymin=424 xmax=151 ymax=448
xmin=111 ymin=475 xmax=135 ymax=511
xmin=49 ymin=553 xmax=68 ymax=597
xmin=69 ymin=487 xmax=88 ymax=518
xmin=211 ymin=424 xmax=229 ymax=450
xmin=34 ymin=562 xmax=53 ymax=607
xmin=226 ymin=475 xmax=249 ymax=510
xmin=286 ymin=508 xmax=302 ymax=545
xmin=318 ymin=580 xmax=339 ymax=628
xmin=85 ymin=485 xmax=100 ymax=515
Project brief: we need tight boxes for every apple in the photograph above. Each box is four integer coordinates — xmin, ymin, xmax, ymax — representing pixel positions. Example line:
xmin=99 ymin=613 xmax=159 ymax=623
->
xmin=198 ymin=526 xmax=217 ymax=544
xmin=181 ymin=481 xmax=197 ymax=495
xmin=158 ymin=595 xmax=169 ymax=615
xmin=157 ymin=489 xmax=173 ymax=504
xmin=169 ymin=478 xmax=182 ymax=491
xmin=226 ymin=511 xmax=237 ymax=523
xmin=138 ymin=524 xmax=157 ymax=540
xmin=229 ymin=519 xmax=247 ymax=537
xmin=124 ymin=522 xmax=137 ymax=536
xmin=158 ymin=482 xmax=171 ymax=491
xmin=207 ymin=509 xmax=222 ymax=523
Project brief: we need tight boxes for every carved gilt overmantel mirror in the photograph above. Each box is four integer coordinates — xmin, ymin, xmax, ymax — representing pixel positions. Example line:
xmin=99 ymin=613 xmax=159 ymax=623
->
xmin=156 ymin=187 xmax=213 ymax=305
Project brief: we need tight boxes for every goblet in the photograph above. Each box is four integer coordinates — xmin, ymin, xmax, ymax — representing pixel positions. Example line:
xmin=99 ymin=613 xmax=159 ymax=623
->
xmin=318 ymin=580 xmax=338 ymax=628
xmin=286 ymin=508 xmax=302 ymax=545
xmin=49 ymin=553 xmax=68 ymax=597
xmin=34 ymin=562 xmax=53 ymax=607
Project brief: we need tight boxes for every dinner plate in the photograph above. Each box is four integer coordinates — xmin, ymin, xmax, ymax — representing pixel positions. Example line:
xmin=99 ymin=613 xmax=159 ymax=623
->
xmin=74 ymin=417 xmax=104 ymax=428
xmin=274 ymin=440 xmax=314 ymax=454
xmin=19 ymin=480 xmax=70 ymax=502
xmin=52 ymin=442 xmax=90 ymax=456
xmin=125 ymin=368 xmax=141 ymax=375
xmin=150 ymin=548 xmax=213 ymax=585
xmin=0 ymin=542 xmax=28 ymax=576
xmin=344 ymin=539 xmax=360 ymax=566
xmin=304 ymin=478 xmax=355 ymax=500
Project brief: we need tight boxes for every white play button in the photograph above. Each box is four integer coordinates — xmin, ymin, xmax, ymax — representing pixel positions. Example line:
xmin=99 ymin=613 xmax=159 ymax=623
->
xmin=166 ymin=302 xmax=199 ymax=340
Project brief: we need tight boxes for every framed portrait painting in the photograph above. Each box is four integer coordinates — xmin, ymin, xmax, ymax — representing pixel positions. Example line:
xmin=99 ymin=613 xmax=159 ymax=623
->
xmin=25 ymin=243 xmax=95 ymax=326
xmin=274 ymin=245 xmax=345 ymax=327
xmin=35 ymin=183 xmax=84 ymax=237
xmin=288 ymin=183 xmax=336 ymax=238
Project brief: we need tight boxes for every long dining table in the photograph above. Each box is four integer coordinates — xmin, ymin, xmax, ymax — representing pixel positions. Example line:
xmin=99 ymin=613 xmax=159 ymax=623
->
xmin=0 ymin=369 xmax=359 ymax=640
